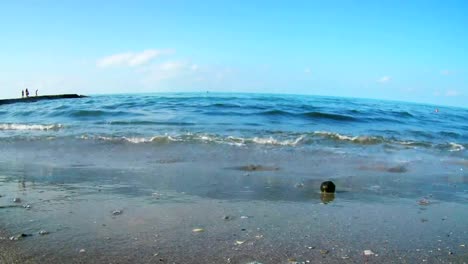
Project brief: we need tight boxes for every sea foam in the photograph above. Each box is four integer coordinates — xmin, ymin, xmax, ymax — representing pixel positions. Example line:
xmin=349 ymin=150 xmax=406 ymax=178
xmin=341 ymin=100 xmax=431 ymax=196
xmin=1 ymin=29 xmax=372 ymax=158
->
xmin=0 ymin=123 xmax=63 ymax=131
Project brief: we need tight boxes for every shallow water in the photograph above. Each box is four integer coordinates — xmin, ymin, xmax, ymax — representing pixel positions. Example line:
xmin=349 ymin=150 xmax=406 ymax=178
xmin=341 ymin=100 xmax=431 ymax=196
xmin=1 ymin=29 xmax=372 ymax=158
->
xmin=0 ymin=93 xmax=467 ymax=263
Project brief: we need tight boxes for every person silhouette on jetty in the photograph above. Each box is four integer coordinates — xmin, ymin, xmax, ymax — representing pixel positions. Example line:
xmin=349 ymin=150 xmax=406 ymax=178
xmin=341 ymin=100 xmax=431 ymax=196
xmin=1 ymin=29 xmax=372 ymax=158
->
xmin=25 ymin=88 xmax=30 ymax=97
xmin=21 ymin=90 xmax=24 ymax=98
xmin=35 ymin=89 xmax=38 ymax=97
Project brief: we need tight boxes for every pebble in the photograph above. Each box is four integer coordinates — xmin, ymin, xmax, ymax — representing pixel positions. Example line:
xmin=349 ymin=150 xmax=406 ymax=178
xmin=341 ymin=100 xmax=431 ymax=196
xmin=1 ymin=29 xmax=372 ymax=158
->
xmin=112 ymin=209 xmax=122 ymax=215
xmin=364 ymin=249 xmax=375 ymax=256
xmin=295 ymin=183 xmax=305 ymax=188
xmin=9 ymin=234 xmax=32 ymax=241
xmin=223 ymin=215 xmax=232 ymax=220
xmin=192 ymin=228 xmax=204 ymax=233
xmin=418 ymin=199 xmax=430 ymax=206
xmin=39 ymin=230 xmax=49 ymax=235
xmin=23 ymin=204 xmax=31 ymax=209
xmin=235 ymin=240 xmax=245 ymax=245
xmin=79 ymin=249 xmax=86 ymax=253
xmin=320 ymin=249 xmax=329 ymax=254
xmin=240 ymin=216 xmax=249 ymax=219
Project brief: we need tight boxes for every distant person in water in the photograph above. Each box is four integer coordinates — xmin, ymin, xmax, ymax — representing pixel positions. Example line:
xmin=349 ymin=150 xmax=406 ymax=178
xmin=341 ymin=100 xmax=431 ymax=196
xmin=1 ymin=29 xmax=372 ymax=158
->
xmin=25 ymin=89 xmax=29 ymax=97
xmin=35 ymin=89 xmax=38 ymax=96
xmin=21 ymin=90 xmax=24 ymax=98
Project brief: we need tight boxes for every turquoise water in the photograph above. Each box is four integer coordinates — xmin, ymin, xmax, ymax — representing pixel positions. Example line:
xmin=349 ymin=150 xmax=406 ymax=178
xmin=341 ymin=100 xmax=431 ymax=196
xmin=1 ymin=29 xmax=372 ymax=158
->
xmin=0 ymin=93 xmax=466 ymax=152
xmin=0 ymin=93 xmax=466 ymax=201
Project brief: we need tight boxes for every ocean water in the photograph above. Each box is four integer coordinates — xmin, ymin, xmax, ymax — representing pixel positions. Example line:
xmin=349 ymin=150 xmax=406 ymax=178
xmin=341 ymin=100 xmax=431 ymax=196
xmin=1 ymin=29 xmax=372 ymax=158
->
xmin=0 ymin=93 xmax=466 ymax=151
xmin=1 ymin=93 xmax=467 ymax=263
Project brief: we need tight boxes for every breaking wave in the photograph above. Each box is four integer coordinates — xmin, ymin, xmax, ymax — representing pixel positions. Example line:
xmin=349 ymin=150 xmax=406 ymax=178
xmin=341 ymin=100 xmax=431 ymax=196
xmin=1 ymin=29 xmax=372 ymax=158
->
xmin=76 ymin=131 xmax=466 ymax=152
xmin=0 ymin=123 xmax=63 ymax=131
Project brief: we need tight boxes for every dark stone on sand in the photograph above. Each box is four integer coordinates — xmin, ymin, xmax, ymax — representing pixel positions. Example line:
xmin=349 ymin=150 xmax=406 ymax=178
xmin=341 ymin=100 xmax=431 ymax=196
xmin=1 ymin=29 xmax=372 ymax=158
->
xmin=223 ymin=215 xmax=232 ymax=220
xmin=387 ymin=165 xmax=407 ymax=173
xmin=9 ymin=233 xmax=33 ymax=241
xmin=320 ymin=181 xmax=335 ymax=193
xmin=231 ymin=164 xmax=280 ymax=172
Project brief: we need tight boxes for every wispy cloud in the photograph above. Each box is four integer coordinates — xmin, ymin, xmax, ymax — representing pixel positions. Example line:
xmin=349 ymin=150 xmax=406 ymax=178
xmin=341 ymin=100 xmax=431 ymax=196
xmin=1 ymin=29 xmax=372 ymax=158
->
xmin=445 ymin=89 xmax=460 ymax=97
xmin=97 ymin=49 xmax=173 ymax=68
xmin=440 ymin=69 xmax=453 ymax=76
xmin=434 ymin=89 xmax=461 ymax=97
xmin=377 ymin=76 xmax=391 ymax=83
xmin=144 ymin=60 xmax=199 ymax=82
xmin=304 ymin=67 xmax=311 ymax=75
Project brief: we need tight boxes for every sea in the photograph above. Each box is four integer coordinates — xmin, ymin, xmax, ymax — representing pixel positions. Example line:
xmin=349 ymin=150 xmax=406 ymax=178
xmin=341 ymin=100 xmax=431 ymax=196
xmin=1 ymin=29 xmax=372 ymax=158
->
xmin=0 ymin=93 xmax=466 ymax=151
xmin=0 ymin=93 xmax=467 ymax=263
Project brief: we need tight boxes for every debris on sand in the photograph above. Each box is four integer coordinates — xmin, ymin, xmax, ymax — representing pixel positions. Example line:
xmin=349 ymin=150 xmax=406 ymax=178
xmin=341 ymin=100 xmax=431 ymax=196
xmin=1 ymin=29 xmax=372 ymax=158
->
xmin=295 ymin=183 xmax=305 ymax=188
xmin=418 ymin=199 xmax=430 ymax=206
xmin=13 ymin=198 xmax=21 ymax=203
xmin=192 ymin=228 xmax=204 ymax=233
xmin=39 ymin=230 xmax=49 ymax=235
xmin=79 ymin=249 xmax=86 ymax=253
xmin=9 ymin=233 xmax=32 ymax=241
xmin=235 ymin=240 xmax=245 ymax=245
xmin=231 ymin=164 xmax=279 ymax=172
xmin=387 ymin=165 xmax=407 ymax=173
xmin=0 ymin=205 xmax=22 ymax=209
xmin=363 ymin=249 xmax=375 ymax=256
xmin=112 ymin=209 xmax=123 ymax=215
xmin=223 ymin=215 xmax=232 ymax=220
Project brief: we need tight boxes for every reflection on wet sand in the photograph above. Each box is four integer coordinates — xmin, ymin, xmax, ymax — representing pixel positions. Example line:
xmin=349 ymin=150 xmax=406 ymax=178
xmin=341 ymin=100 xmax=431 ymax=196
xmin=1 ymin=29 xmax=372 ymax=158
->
xmin=320 ymin=193 xmax=335 ymax=204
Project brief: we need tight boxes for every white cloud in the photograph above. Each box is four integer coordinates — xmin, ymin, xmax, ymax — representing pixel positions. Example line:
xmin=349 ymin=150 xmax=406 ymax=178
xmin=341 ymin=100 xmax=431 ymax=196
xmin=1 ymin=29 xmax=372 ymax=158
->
xmin=377 ymin=76 xmax=391 ymax=83
xmin=191 ymin=64 xmax=199 ymax=71
xmin=144 ymin=60 xmax=199 ymax=82
xmin=445 ymin=90 xmax=460 ymax=97
xmin=304 ymin=67 xmax=311 ymax=74
xmin=97 ymin=49 xmax=173 ymax=68
xmin=440 ymin=69 xmax=452 ymax=76
xmin=434 ymin=89 xmax=462 ymax=97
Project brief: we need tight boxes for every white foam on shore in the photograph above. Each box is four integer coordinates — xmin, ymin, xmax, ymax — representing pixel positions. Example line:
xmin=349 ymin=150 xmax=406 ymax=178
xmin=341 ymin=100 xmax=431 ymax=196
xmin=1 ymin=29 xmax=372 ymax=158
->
xmin=313 ymin=131 xmax=383 ymax=144
xmin=448 ymin=142 xmax=465 ymax=152
xmin=0 ymin=123 xmax=63 ymax=131
xmin=78 ymin=133 xmax=306 ymax=147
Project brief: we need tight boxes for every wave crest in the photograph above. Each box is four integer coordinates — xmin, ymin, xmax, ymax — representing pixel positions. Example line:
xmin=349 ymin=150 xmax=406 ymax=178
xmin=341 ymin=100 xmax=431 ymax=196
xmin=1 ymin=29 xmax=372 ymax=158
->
xmin=75 ymin=131 xmax=466 ymax=152
xmin=0 ymin=123 xmax=63 ymax=131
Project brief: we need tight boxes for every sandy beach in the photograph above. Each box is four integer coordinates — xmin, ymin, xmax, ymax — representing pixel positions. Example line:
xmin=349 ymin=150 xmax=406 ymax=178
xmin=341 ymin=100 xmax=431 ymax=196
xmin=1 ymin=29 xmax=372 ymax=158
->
xmin=0 ymin=139 xmax=467 ymax=263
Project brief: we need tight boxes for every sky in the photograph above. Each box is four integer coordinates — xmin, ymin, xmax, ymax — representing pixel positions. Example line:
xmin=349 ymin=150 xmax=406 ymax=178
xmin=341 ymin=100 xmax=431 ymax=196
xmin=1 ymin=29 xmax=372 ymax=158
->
xmin=0 ymin=0 xmax=467 ymax=107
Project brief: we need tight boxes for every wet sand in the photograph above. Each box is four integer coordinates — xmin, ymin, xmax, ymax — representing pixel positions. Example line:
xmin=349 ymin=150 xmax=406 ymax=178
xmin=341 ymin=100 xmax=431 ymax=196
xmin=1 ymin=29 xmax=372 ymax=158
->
xmin=0 ymin=141 xmax=467 ymax=263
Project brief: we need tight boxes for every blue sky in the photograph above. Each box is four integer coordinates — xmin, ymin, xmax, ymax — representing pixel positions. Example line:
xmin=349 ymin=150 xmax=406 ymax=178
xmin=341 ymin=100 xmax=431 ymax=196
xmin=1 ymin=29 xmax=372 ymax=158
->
xmin=0 ymin=0 xmax=467 ymax=107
